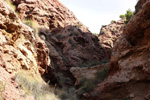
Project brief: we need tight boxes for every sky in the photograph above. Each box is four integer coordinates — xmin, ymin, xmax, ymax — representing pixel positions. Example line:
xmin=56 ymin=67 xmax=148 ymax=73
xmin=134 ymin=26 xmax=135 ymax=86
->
xmin=59 ymin=0 xmax=138 ymax=33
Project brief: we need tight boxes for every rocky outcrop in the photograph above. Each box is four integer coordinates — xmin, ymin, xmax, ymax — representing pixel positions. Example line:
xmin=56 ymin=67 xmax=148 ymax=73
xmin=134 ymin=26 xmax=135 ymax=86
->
xmin=11 ymin=0 xmax=88 ymax=32
xmin=84 ymin=0 xmax=150 ymax=100
xmin=9 ymin=0 xmax=106 ymax=86
xmin=50 ymin=26 xmax=105 ymax=70
xmin=98 ymin=19 xmax=125 ymax=58
xmin=0 ymin=0 xmax=50 ymax=75
xmin=40 ymin=25 xmax=105 ymax=86
xmin=0 ymin=1 xmax=57 ymax=100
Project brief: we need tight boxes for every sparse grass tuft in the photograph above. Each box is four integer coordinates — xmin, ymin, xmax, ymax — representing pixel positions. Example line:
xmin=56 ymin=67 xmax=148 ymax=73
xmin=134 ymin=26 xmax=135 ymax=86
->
xmin=0 ymin=81 xmax=6 ymax=100
xmin=15 ymin=70 xmax=58 ymax=100
xmin=23 ymin=19 xmax=39 ymax=35
xmin=4 ymin=0 xmax=16 ymax=10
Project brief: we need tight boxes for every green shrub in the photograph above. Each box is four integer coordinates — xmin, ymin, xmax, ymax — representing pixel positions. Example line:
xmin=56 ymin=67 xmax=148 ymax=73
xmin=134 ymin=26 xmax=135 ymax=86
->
xmin=77 ymin=78 xmax=96 ymax=97
xmin=120 ymin=9 xmax=134 ymax=24
xmin=120 ymin=15 xmax=126 ymax=19
xmin=0 ymin=81 xmax=6 ymax=100
xmin=77 ymin=66 xmax=108 ymax=98
xmin=95 ymin=67 xmax=108 ymax=82
xmin=125 ymin=9 xmax=134 ymax=23
xmin=111 ymin=20 xmax=116 ymax=24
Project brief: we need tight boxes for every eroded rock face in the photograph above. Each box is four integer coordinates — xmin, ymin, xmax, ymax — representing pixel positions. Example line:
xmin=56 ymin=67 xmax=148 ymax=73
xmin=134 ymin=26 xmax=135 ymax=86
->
xmin=98 ymin=19 xmax=125 ymax=58
xmin=0 ymin=1 xmax=50 ymax=74
xmin=11 ymin=0 xmax=89 ymax=32
xmin=0 ymin=1 xmax=57 ymax=99
xmin=40 ymin=26 xmax=105 ymax=86
xmin=84 ymin=0 xmax=150 ymax=100
xmin=10 ymin=0 xmax=106 ymax=86
xmin=49 ymin=26 xmax=105 ymax=71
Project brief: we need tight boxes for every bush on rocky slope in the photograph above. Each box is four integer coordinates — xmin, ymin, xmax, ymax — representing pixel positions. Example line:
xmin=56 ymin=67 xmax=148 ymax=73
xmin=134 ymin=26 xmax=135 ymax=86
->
xmin=77 ymin=66 xmax=108 ymax=98
xmin=120 ymin=9 xmax=134 ymax=23
xmin=14 ymin=70 xmax=58 ymax=100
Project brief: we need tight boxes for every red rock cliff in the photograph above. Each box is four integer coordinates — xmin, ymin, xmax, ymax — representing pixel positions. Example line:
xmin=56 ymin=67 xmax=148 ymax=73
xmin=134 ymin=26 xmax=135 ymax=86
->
xmin=83 ymin=0 xmax=150 ymax=100
xmin=10 ymin=0 xmax=106 ymax=86
xmin=0 ymin=0 xmax=58 ymax=99
xmin=98 ymin=19 xmax=125 ymax=58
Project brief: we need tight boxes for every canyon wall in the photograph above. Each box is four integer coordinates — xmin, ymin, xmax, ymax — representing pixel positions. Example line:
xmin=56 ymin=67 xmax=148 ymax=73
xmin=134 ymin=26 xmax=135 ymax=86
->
xmin=0 ymin=0 xmax=58 ymax=100
xmin=10 ymin=0 xmax=106 ymax=85
xmin=84 ymin=0 xmax=150 ymax=100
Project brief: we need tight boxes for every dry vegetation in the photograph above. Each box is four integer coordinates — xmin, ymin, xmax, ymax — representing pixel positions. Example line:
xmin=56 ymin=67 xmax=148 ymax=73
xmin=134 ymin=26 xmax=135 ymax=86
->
xmin=14 ymin=70 xmax=59 ymax=100
xmin=0 ymin=81 xmax=6 ymax=100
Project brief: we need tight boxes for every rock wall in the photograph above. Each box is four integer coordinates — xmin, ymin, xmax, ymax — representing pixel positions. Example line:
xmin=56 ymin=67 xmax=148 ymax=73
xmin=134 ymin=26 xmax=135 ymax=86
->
xmin=11 ymin=0 xmax=88 ymax=32
xmin=0 ymin=0 xmax=57 ymax=99
xmin=9 ymin=0 xmax=106 ymax=86
xmin=98 ymin=19 xmax=125 ymax=58
xmin=84 ymin=0 xmax=150 ymax=100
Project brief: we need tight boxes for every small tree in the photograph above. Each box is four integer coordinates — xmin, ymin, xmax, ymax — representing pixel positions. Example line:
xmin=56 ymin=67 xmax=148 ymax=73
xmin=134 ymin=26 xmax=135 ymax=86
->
xmin=125 ymin=9 xmax=133 ymax=23
xmin=120 ymin=9 xmax=134 ymax=24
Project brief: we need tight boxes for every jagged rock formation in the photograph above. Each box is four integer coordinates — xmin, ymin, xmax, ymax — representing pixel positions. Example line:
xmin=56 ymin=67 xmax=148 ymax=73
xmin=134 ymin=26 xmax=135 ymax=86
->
xmin=0 ymin=1 xmax=58 ymax=100
xmin=84 ymin=0 xmax=150 ymax=100
xmin=10 ymin=0 xmax=106 ymax=86
xmin=11 ymin=0 xmax=88 ymax=32
xmin=98 ymin=19 xmax=125 ymax=58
